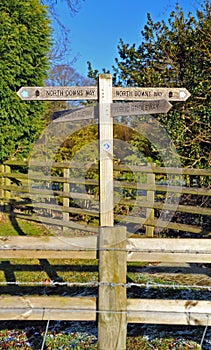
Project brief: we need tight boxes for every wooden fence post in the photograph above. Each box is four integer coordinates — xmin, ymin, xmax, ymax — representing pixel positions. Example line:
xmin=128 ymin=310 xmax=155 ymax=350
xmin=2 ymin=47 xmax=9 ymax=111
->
xmin=0 ymin=164 xmax=4 ymax=200
xmin=4 ymin=164 xmax=11 ymax=212
xmin=0 ymin=164 xmax=4 ymax=217
xmin=145 ymin=165 xmax=155 ymax=237
xmin=98 ymin=226 xmax=127 ymax=350
xmin=63 ymin=167 xmax=70 ymax=230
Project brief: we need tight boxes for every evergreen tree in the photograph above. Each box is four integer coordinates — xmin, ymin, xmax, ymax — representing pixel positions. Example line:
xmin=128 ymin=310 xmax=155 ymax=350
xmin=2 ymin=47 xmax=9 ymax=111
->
xmin=113 ymin=1 xmax=211 ymax=168
xmin=0 ymin=0 xmax=51 ymax=161
xmin=89 ymin=1 xmax=210 ymax=168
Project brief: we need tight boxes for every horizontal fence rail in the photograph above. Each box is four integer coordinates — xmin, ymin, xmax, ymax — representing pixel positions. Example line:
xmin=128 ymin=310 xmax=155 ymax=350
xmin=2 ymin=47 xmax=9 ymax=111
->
xmin=0 ymin=296 xmax=96 ymax=321
xmin=0 ymin=297 xmax=210 ymax=326
xmin=127 ymin=299 xmax=211 ymax=325
xmin=0 ymin=160 xmax=211 ymax=349
xmin=0 ymin=236 xmax=211 ymax=263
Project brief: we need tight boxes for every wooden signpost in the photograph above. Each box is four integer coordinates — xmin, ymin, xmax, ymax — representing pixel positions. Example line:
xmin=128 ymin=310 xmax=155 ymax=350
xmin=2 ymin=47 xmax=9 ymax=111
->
xmin=111 ymin=100 xmax=172 ymax=115
xmin=17 ymin=85 xmax=190 ymax=101
xmin=113 ymin=86 xmax=191 ymax=101
xmin=17 ymin=75 xmax=190 ymax=350
xmin=17 ymin=86 xmax=98 ymax=100
xmin=52 ymin=99 xmax=172 ymax=123
xmin=52 ymin=106 xmax=95 ymax=122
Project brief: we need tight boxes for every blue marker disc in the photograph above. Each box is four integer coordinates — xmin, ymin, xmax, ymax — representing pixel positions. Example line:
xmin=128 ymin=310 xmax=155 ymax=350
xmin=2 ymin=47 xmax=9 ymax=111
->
xmin=21 ymin=90 xmax=29 ymax=98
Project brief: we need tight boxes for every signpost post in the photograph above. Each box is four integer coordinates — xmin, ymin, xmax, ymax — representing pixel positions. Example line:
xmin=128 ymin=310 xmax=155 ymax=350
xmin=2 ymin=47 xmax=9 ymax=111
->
xmin=17 ymin=76 xmax=190 ymax=350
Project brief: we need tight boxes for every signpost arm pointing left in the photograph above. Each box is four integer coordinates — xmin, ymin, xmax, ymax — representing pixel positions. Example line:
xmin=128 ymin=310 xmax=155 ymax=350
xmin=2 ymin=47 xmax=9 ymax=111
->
xmin=17 ymin=86 xmax=98 ymax=100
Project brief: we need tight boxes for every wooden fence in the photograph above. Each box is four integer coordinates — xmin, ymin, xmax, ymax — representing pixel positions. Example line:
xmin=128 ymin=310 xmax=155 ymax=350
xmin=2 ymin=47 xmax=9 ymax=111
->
xmin=0 ymin=160 xmax=211 ymax=349
xmin=1 ymin=160 xmax=210 ymax=236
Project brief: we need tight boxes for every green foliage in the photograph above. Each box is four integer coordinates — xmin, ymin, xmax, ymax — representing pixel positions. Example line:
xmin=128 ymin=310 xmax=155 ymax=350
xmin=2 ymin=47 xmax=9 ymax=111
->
xmin=56 ymin=124 xmax=98 ymax=162
xmin=115 ymin=1 xmax=211 ymax=168
xmin=0 ymin=0 xmax=51 ymax=162
xmin=89 ymin=1 xmax=211 ymax=168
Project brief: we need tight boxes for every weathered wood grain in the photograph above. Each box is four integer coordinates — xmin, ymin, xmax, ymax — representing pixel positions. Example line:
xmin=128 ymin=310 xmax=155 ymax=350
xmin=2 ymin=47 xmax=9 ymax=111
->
xmin=98 ymin=74 xmax=114 ymax=227
xmin=0 ymin=296 xmax=96 ymax=321
xmin=127 ymin=238 xmax=211 ymax=263
xmin=98 ymin=226 xmax=127 ymax=350
xmin=127 ymin=299 xmax=211 ymax=325
xmin=146 ymin=171 xmax=155 ymax=237
xmin=0 ymin=236 xmax=97 ymax=259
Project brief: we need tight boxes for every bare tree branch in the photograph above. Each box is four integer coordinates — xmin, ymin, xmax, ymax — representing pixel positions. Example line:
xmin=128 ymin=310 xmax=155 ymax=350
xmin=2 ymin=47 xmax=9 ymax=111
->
xmin=41 ymin=0 xmax=85 ymax=61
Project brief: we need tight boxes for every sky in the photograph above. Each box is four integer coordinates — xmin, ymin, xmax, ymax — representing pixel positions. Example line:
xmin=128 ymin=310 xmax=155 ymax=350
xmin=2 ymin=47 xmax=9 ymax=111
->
xmin=53 ymin=0 xmax=201 ymax=77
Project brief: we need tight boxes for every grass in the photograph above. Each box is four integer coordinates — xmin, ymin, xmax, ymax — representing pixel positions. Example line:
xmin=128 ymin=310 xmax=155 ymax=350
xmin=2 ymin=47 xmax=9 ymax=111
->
xmin=0 ymin=213 xmax=50 ymax=236
xmin=0 ymin=325 xmax=204 ymax=349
